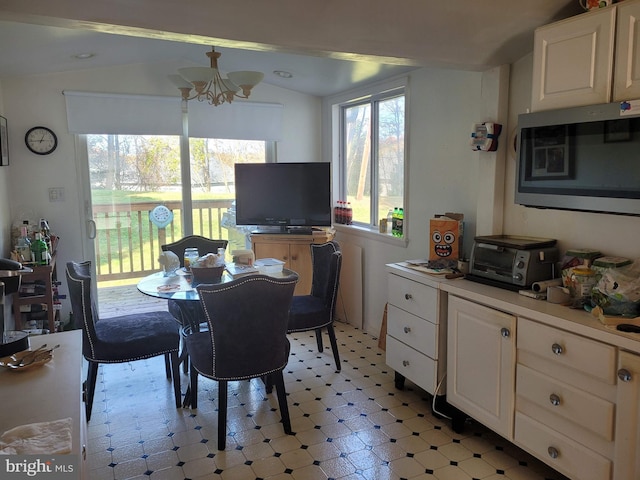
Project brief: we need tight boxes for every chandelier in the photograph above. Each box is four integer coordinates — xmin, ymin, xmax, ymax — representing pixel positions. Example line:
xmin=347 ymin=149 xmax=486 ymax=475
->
xmin=169 ymin=47 xmax=264 ymax=106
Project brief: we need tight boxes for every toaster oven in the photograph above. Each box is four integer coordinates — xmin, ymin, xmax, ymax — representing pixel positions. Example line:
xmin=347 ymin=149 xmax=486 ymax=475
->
xmin=468 ymin=235 xmax=559 ymax=290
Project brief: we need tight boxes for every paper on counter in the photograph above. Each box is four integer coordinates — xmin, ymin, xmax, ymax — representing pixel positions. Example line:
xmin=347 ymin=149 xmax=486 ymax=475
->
xmin=0 ymin=417 xmax=72 ymax=455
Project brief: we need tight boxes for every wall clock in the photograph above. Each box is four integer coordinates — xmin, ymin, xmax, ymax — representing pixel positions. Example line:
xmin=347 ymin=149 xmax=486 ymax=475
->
xmin=25 ymin=126 xmax=58 ymax=155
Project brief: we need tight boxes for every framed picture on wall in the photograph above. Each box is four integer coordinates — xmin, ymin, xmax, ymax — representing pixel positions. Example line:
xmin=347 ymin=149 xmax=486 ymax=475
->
xmin=529 ymin=125 xmax=572 ymax=180
xmin=604 ymin=118 xmax=631 ymax=143
xmin=0 ymin=116 xmax=8 ymax=166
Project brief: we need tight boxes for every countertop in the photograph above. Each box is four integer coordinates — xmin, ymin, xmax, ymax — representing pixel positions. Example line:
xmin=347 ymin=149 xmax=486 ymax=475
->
xmin=387 ymin=262 xmax=640 ymax=355
xmin=0 ymin=330 xmax=83 ymax=453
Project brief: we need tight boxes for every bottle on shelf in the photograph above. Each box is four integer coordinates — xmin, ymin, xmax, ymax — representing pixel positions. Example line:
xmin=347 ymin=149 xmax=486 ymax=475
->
xmin=396 ymin=208 xmax=404 ymax=238
xmin=334 ymin=201 xmax=344 ymax=225
xmin=15 ymin=225 xmax=32 ymax=263
xmin=40 ymin=218 xmax=52 ymax=252
xmin=345 ymin=202 xmax=353 ymax=225
xmin=392 ymin=208 xmax=399 ymax=236
xmin=386 ymin=209 xmax=394 ymax=234
xmin=31 ymin=233 xmax=49 ymax=265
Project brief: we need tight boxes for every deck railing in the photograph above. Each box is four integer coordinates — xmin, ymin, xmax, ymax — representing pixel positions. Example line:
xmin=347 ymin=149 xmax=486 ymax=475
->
xmin=93 ymin=199 xmax=234 ymax=282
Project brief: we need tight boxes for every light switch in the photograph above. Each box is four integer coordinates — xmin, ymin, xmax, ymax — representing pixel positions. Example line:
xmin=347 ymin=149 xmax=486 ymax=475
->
xmin=48 ymin=187 xmax=65 ymax=202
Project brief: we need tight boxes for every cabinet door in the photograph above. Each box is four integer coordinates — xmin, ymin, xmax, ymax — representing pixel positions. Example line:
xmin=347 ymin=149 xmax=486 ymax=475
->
xmin=531 ymin=8 xmax=616 ymax=111
xmin=289 ymin=243 xmax=312 ymax=294
xmin=613 ymin=1 xmax=640 ymax=101
xmin=613 ymin=350 xmax=640 ymax=480
xmin=447 ymin=295 xmax=516 ymax=438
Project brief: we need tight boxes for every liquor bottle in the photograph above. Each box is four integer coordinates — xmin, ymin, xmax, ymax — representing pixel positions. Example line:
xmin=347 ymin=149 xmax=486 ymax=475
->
xmin=15 ymin=225 xmax=32 ymax=263
xmin=31 ymin=233 xmax=49 ymax=265
xmin=40 ymin=218 xmax=52 ymax=252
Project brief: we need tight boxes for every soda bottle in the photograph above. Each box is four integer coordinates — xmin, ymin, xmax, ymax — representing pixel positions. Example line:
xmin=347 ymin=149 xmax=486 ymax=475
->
xmin=396 ymin=208 xmax=404 ymax=238
xmin=345 ymin=202 xmax=353 ymax=225
xmin=392 ymin=208 xmax=399 ymax=236
xmin=386 ymin=210 xmax=393 ymax=234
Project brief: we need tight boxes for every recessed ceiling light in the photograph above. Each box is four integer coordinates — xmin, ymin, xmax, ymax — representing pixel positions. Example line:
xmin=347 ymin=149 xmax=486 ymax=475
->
xmin=73 ymin=53 xmax=95 ymax=60
xmin=273 ymin=70 xmax=293 ymax=79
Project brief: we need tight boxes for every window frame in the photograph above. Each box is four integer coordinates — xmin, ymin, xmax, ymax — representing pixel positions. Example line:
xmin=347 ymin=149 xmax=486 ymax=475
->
xmin=337 ymin=85 xmax=407 ymax=235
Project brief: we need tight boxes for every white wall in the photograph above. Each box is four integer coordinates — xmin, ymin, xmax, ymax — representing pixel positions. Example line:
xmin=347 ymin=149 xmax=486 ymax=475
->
xmin=504 ymin=53 xmax=640 ymax=259
xmin=0 ymin=61 xmax=321 ymax=323
xmin=327 ymin=67 xmax=486 ymax=335
xmin=0 ymin=80 xmax=11 ymax=257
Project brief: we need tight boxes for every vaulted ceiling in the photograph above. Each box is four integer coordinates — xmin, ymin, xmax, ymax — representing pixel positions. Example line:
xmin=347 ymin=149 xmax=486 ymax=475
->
xmin=0 ymin=0 xmax=584 ymax=96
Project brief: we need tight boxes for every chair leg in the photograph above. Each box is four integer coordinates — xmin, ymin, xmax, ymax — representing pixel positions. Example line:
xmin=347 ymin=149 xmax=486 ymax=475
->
xmin=170 ymin=351 xmax=181 ymax=408
xmin=326 ymin=323 xmax=342 ymax=372
xmin=164 ymin=353 xmax=171 ymax=379
xmin=273 ymin=372 xmax=292 ymax=435
xmin=263 ymin=374 xmax=273 ymax=394
xmin=218 ymin=380 xmax=228 ymax=450
xmin=315 ymin=328 xmax=324 ymax=353
xmin=180 ymin=347 xmax=189 ymax=374
xmin=189 ymin=364 xmax=199 ymax=409
xmin=85 ymin=361 xmax=99 ymax=421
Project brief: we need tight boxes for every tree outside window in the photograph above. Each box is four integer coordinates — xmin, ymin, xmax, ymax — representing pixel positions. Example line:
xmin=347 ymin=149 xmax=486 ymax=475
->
xmin=341 ymin=89 xmax=405 ymax=228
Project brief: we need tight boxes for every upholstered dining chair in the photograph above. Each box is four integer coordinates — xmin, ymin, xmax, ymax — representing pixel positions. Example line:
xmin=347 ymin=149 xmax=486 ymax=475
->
xmin=65 ymin=261 xmax=181 ymax=421
xmin=183 ymin=272 xmax=298 ymax=450
xmin=161 ymin=236 xmax=229 ymax=372
xmin=287 ymin=241 xmax=343 ymax=372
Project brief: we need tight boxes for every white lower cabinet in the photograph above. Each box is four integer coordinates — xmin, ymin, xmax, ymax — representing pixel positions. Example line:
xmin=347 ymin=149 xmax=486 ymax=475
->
xmin=515 ymin=318 xmax=616 ymax=480
xmin=385 ymin=265 xmax=446 ymax=397
xmin=614 ymin=350 xmax=640 ymax=479
xmin=446 ymin=295 xmax=516 ymax=438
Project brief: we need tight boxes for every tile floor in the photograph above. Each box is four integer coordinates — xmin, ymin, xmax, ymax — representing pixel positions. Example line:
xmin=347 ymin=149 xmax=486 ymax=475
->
xmin=86 ymin=319 xmax=569 ymax=480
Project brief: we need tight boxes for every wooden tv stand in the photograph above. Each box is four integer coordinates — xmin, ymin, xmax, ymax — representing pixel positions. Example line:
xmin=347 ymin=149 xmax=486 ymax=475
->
xmin=250 ymin=230 xmax=334 ymax=294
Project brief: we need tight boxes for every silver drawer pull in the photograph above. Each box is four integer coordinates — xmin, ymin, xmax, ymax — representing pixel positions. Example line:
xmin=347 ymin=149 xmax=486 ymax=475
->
xmin=551 ymin=343 xmax=563 ymax=355
xmin=403 ymin=326 xmax=411 ymax=334
xmin=500 ymin=327 xmax=510 ymax=338
xmin=402 ymin=360 xmax=410 ymax=367
xmin=549 ymin=393 xmax=561 ymax=406
xmin=547 ymin=446 xmax=559 ymax=459
xmin=404 ymin=293 xmax=412 ymax=300
xmin=618 ymin=368 xmax=632 ymax=382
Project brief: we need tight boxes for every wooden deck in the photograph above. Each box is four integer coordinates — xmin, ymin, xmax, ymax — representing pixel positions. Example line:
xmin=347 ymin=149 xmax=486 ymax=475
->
xmin=97 ymin=282 xmax=169 ymax=318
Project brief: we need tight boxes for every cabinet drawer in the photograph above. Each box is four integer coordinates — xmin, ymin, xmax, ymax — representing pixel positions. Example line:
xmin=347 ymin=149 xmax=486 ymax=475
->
xmin=388 ymin=274 xmax=438 ymax=322
xmin=518 ymin=318 xmax=616 ymax=384
xmin=517 ymin=365 xmax=615 ymax=442
xmin=515 ymin=412 xmax=612 ymax=480
xmin=387 ymin=304 xmax=437 ymax=359
xmin=386 ymin=335 xmax=437 ymax=395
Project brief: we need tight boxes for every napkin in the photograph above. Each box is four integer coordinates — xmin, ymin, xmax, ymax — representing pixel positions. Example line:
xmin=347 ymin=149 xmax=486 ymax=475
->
xmin=0 ymin=417 xmax=72 ymax=455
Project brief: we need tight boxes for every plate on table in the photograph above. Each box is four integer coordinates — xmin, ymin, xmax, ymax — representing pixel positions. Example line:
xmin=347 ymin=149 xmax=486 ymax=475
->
xmin=0 ymin=349 xmax=53 ymax=371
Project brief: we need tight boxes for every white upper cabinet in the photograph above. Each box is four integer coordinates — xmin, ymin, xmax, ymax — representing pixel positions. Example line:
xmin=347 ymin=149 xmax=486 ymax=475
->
xmin=531 ymin=7 xmax=616 ymax=111
xmin=531 ymin=1 xmax=640 ymax=112
xmin=613 ymin=1 xmax=640 ymax=101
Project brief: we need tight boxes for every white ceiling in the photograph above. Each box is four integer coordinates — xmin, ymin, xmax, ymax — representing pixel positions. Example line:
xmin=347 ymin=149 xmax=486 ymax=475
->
xmin=0 ymin=1 xmax=584 ymax=97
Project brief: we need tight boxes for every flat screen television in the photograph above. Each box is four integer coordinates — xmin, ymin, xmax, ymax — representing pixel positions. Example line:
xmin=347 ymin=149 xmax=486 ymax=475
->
xmin=234 ymin=162 xmax=332 ymax=233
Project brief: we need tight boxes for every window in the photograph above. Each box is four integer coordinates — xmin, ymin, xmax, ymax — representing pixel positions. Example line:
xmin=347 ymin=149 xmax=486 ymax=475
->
xmin=85 ymin=134 xmax=268 ymax=279
xmin=339 ymin=87 xmax=405 ymax=229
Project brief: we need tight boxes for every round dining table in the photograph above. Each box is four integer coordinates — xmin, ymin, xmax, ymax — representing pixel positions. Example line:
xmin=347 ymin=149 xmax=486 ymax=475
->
xmin=136 ymin=266 xmax=298 ymax=408
xmin=136 ymin=267 xmax=298 ymax=302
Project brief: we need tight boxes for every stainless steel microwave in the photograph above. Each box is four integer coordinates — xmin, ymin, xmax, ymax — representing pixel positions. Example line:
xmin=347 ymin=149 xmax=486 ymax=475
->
xmin=515 ymin=101 xmax=640 ymax=216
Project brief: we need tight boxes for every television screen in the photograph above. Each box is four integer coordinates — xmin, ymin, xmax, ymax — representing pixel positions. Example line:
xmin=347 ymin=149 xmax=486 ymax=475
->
xmin=234 ymin=162 xmax=332 ymax=231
